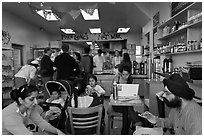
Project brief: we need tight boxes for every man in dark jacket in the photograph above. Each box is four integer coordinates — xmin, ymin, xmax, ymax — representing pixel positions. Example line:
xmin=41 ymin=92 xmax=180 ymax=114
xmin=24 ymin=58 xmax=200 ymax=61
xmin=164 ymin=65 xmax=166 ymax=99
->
xmin=40 ymin=47 xmax=54 ymax=84
xmin=54 ymin=43 xmax=78 ymax=81
xmin=81 ymin=47 xmax=93 ymax=80
xmin=40 ymin=47 xmax=54 ymax=99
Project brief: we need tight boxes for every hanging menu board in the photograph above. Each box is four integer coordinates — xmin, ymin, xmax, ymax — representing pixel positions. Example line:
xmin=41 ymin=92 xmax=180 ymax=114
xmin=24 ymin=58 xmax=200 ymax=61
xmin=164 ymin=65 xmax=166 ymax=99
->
xmin=171 ymin=2 xmax=193 ymax=17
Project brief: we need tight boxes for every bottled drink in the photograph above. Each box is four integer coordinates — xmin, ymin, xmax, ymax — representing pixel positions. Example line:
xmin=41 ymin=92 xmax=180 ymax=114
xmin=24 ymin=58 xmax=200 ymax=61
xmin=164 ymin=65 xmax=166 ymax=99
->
xmin=113 ymin=81 xmax=118 ymax=100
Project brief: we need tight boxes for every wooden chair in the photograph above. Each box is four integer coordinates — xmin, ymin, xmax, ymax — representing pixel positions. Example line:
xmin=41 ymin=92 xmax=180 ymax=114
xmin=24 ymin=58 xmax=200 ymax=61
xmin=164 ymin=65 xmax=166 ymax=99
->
xmin=66 ymin=104 xmax=103 ymax=135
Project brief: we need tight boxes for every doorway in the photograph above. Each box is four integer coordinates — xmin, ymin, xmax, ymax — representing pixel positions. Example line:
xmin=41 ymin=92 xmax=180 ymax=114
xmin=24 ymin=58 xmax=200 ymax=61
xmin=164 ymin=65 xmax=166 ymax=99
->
xmin=12 ymin=43 xmax=23 ymax=74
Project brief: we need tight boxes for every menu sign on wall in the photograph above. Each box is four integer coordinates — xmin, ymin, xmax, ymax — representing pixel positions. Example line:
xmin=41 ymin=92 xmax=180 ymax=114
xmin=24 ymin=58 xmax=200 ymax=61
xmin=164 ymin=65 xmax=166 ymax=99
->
xmin=171 ymin=2 xmax=193 ymax=17
xmin=61 ymin=32 xmax=123 ymax=41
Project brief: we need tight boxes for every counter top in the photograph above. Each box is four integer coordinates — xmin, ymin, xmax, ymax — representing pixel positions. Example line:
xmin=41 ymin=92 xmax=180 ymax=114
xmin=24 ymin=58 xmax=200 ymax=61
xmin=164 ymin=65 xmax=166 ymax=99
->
xmin=94 ymin=73 xmax=114 ymax=75
xmin=144 ymin=79 xmax=163 ymax=84
xmin=131 ymin=75 xmax=148 ymax=79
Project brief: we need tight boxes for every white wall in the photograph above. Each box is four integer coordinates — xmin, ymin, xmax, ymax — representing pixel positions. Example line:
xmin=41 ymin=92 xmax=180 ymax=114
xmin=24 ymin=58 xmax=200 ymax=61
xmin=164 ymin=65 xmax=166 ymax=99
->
xmin=2 ymin=9 xmax=50 ymax=64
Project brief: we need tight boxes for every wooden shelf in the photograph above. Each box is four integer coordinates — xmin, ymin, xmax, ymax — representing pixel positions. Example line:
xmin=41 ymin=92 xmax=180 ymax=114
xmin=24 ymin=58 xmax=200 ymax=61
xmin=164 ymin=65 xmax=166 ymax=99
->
xmin=158 ymin=2 xmax=201 ymax=28
xmin=158 ymin=20 xmax=202 ymax=40
xmin=164 ymin=49 xmax=202 ymax=56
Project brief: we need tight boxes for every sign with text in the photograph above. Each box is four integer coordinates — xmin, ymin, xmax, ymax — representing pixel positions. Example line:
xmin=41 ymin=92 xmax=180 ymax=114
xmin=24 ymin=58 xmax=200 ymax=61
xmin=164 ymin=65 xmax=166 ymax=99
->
xmin=61 ymin=32 xmax=123 ymax=41
xmin=171 ymin=2 xmax=193 ymax=17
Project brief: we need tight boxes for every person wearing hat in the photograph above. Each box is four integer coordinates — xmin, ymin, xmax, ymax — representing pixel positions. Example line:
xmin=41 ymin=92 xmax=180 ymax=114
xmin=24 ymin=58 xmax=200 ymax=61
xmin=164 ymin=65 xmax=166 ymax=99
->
xmin=139 ymin=73 xmax=202 ymax=135
xmin=14 ymin=59 xmax=39 ymax=88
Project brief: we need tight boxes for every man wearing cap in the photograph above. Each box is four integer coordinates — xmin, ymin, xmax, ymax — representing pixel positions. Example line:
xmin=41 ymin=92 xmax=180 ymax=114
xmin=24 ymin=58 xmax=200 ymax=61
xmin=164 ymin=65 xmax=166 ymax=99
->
xmin=140 ymin=73 xmax=202 ymax=135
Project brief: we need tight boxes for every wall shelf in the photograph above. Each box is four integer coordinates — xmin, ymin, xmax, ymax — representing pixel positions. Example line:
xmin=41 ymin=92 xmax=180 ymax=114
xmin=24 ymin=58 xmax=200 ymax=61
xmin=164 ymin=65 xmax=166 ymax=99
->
xmin=158 ymin=20 xmax=202 ymax=40
xmin=158 ymin=2 xmax=201 ymax=28
xmin=164 ymin=49 xmax=202 ymax=56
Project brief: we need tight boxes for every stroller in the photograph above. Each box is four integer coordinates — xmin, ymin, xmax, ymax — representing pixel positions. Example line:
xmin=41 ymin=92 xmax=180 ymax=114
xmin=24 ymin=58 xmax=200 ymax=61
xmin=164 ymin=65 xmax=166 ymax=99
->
xmin=40 ymin=80 xmax=72 ymax=130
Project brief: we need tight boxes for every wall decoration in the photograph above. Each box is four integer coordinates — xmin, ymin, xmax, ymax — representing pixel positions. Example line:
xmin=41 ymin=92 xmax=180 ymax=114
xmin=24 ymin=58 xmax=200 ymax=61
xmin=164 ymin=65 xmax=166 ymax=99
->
xmin=153 ymin=12 xmax=159 ymax=27
xmin=69 ymin=10 xmax=81 ymax=20
xmin=2 ymin=30 xmax=11 ymax=45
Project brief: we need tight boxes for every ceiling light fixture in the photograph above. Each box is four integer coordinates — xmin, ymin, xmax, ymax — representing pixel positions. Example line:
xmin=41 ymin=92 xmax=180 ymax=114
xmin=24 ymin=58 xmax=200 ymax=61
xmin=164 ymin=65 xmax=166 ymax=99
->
xmin=80 ymin=8 xmax=99 ymax=20
xmin=117 ymin=28 xmax=130 ymax=33
xmin=60 ymin=29 xmax=75 ymax=34
xmin=36 ymin=9 xmax=61 ymax=21
xmin=89 ymin=28 xmax=101 ymax=34
xmin=86 ymin=42 xmax=92 ymax=45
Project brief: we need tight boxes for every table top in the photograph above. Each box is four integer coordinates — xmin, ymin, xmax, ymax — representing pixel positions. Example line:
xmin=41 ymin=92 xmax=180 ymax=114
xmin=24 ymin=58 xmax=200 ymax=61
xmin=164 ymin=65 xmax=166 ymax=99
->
xmin=109 ymin=95 xmax=144 ymax=107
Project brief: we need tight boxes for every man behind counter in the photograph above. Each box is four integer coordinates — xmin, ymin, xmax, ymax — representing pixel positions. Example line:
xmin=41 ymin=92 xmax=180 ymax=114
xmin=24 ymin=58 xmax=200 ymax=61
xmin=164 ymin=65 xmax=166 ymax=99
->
xmin=139 ymin=73 xmax=202 ymax=135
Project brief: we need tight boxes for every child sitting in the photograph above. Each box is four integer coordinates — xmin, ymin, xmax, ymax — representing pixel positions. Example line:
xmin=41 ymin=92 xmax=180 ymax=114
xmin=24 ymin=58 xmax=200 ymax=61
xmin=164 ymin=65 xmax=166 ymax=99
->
xmin=86 ymin=74 xmax=105 ymax=97
xmin=44 ymin=90 xmax=65 ymax=126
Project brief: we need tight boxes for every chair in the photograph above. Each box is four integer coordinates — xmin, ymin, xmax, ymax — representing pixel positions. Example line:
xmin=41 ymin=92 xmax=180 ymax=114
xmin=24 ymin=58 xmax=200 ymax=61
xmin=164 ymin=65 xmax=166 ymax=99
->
xmin=66 ymin=104 xmax=103 ymax=135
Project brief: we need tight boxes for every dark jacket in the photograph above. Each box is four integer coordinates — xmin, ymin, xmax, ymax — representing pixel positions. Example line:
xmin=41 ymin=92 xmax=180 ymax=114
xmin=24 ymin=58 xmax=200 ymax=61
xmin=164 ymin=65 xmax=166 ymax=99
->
xmin=81 ymin=54 xmax=93 ymax=75
xmin=54 ymin=53 xmax=78 ymax=80
xmin=40 ymin=55 xmax=54 ymax=77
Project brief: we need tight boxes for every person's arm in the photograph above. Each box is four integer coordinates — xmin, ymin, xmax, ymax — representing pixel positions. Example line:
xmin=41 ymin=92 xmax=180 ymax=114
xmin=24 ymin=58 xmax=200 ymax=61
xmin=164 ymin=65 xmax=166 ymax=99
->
xmin=156 ymin=109 xmax=174 ymax=129
xmin=3 ymin=115 xmax=33 ymax=135
xmin=96 ymin=85 xmax=106 ymax=95
xmin=30 ymin=105 xmax=64 ymax=135
xmin=186 ymin=108 xmax=202 ymax=135
xmin=28 ymin=67 xmax=37 ymax=84
xmin=140 ymin=111 xmax=174 ymax=129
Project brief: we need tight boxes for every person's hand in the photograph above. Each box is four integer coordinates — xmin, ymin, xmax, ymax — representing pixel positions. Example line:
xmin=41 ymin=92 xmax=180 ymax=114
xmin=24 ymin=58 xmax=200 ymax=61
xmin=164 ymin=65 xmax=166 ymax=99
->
xmin=86 ymin=87 xmax=92 ymax=95
xmin=139 ymin=111 xmax=157 ymax=124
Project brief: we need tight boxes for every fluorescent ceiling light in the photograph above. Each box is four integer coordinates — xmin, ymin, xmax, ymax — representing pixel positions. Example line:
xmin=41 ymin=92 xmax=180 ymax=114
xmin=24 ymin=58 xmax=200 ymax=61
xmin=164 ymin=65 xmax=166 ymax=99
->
xmin=80 ymin=9 xmax=99 ymax=20
xmin=117 ymin=28 xmax=130 ymax=33
xmin=86 ymin=42 xmax=92 ymax=45
xmin=60 ymin=29 xmax=75 ymax=34
xmin=89 ymin=28 xmax=101 ymax=34
xmin=36 ymin=9 xmax=60 ymax=21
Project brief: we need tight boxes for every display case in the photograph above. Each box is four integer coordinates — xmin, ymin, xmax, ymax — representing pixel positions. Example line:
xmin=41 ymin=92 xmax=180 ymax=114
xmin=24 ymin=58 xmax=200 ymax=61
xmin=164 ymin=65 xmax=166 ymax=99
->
xmin=2 ymin=47 xmax=15 ymax=108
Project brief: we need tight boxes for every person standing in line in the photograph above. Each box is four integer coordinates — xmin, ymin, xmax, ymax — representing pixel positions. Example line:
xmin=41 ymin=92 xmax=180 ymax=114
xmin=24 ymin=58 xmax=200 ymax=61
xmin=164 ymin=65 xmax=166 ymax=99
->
xmin=93 ymin=49 xmax=105 ymax=73
xmin=81 ymin=47 xmax=94 ymax=80
xmin=53 ymin=43 xmax=78 ymax=81
xmin=73 ymin=51 xmax=83 ymax=78
xmin=40 ymin=47 xmax=54 ymax=84
xmin=39 ymin=47 xmax=54 ymax=100
xmin=112 ymin=50 xmax=122 ymax=74
xmin=118 ymin=52 xmax=132 ymax=74
xmin=14 ymin=59 xmax=39 ymax=89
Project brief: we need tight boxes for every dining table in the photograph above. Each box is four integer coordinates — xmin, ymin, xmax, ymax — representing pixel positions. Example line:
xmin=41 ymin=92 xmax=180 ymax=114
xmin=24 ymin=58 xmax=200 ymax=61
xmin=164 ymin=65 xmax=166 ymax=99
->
xmin=109 ymin=95 xmax=147 ymax=135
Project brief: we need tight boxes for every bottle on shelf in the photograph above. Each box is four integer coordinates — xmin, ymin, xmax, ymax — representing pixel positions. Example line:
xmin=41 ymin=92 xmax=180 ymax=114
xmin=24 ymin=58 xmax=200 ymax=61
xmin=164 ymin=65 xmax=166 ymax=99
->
xmin=113 ymin=81 xmax=118 ymax=100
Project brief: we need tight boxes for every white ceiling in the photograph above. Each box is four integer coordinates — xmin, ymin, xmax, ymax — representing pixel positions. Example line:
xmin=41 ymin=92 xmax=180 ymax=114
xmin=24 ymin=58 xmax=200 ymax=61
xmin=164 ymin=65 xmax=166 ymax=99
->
xmin=2 ymin=2 xmax=152 ymax=36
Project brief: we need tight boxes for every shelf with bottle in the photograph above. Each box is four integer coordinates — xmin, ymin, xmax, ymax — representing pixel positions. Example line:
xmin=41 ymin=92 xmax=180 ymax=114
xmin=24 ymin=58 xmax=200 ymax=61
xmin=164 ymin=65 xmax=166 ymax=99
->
xmin=155 ymin=31 xmax=202 ymax=55
xmin=159 ymin=2 xmax=201 ymax=29
xmin=143 ymin=45 xmax=150 ymax=56
xmin=159 ymin=17 xmax=201 ymax=41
